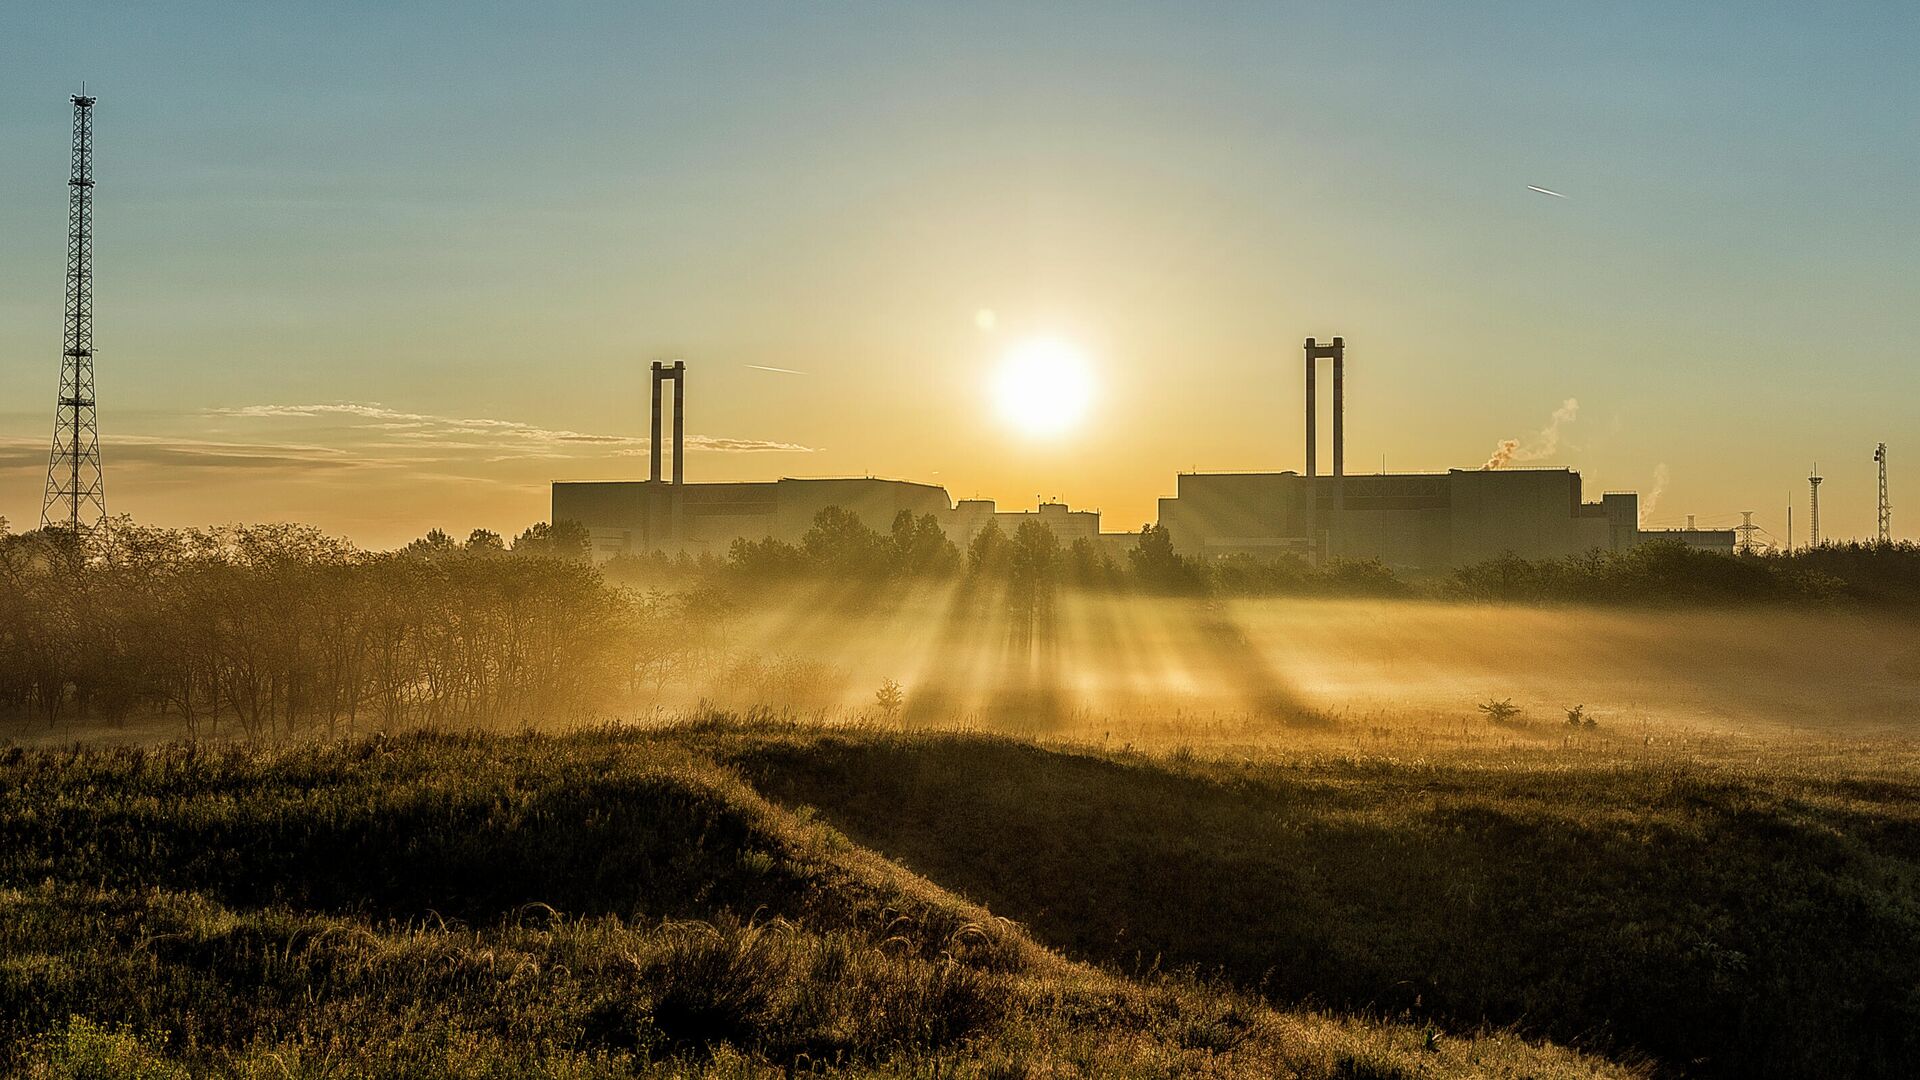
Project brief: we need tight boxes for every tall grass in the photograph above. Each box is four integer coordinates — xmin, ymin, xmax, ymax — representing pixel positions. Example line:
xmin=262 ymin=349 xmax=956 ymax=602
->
xmin=0 ymin=728 xmax=1627 ymax=1079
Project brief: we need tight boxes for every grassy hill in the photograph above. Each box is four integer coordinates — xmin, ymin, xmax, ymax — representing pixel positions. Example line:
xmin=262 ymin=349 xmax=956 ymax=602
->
xmin=715 ymin=726 xmax=1920 ymax=1078
xmin=6 ymin=721 xmax=1918 ymax=1077
xmin=0 ymin=728 xmax=1620 ymax=1079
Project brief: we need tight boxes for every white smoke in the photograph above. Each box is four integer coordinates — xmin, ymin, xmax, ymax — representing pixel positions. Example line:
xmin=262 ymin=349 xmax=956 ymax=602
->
xmin=1482 ymin=439 xmax=1521 ymax=470
xmin=1482 ymin=398 xmax=1579 ymax=470
xmin=1640 ymin=463 xmax=1670 ymax=524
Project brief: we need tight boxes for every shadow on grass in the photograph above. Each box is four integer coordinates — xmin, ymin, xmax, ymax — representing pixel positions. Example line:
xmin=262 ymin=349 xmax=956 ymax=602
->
xmin=725 ymin=732 xmax=1920 ymax=1080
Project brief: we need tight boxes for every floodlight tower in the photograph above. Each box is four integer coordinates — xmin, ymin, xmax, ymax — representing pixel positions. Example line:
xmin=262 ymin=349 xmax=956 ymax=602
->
xmin=1808 ymin=466 xmax=1823 ymax=548
xmin=40 ymin=94 xmax=106 ymax=541
xmin=1875 ymin=443 xmax=1891 ymax=543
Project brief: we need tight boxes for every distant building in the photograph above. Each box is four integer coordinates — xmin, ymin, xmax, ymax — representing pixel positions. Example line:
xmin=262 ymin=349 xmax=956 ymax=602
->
xmin=1638 ymin=526 xmax=1738 ymax=555
xmin=1156 ymin=468 xmax=1642 ymax=570
xmin=554 ymin=477 xmax=949 ymax=562
xmin=553 ymin=340 xmax=1706 ymax=571
xmin=553 ymin=477 xmax=1116 ymax=563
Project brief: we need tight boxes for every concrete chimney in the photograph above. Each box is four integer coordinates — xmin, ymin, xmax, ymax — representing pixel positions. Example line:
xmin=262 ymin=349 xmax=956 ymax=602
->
xmin=1304 ymin=337 xmax=1345 ymax=477
xmin=1305 ymin=340 xmax=1318 ymax=477
xmin=672 ymin=360 xmax=685 ymax=486
xmin=649 ymin=361 xmax=664 ymax=483
xmin=1332 ymin=336 xmax=1344 ymax=480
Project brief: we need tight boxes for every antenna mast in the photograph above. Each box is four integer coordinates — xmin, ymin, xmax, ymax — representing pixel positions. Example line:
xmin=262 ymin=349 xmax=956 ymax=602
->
xmin=40 ymin=94 xmax=106 ymax=542
xmin=1875 ymin=443 xmax=1891 ymax=543
xmin=1808 ymin=466 xmax=1823 ymax=549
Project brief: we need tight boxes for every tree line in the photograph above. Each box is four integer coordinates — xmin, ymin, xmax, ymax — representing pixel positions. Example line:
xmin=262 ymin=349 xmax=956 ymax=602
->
xmin=5 ymin=507 xmax=1914 ymax=737
xmin=609 ymin=508 xmax=1920 ymax=609
xmin=0 ymin=519 xmax=695 ymax=738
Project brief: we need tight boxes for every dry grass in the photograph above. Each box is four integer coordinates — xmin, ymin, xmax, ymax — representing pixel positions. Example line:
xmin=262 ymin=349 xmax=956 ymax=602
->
xmin=0 ymin=729 xmax=1632 ymax=1079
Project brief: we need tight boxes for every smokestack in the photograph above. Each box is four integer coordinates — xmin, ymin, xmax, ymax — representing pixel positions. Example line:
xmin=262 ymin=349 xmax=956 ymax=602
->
xmin=672 ymin=360 xmax=686 ymax=486
xmin=1304 ymin=337 xmax=1345 ymax=477
xmin=1332 ymin=336 xmax=1345 ymax=480
xmin=1304 ymin=339 xmax=1317 ymax=477
xmin=649 ymin=361 xmax=664 ymax=483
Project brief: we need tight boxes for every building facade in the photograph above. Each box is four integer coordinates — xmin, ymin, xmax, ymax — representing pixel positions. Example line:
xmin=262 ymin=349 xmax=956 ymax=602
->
xmin=1155 ymin=468 xmax=1642 ymax=570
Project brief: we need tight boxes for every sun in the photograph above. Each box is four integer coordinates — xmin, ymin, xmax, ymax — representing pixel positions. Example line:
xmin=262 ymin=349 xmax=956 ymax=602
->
xmin=992 ymin=337 xmax=1095 ymax=438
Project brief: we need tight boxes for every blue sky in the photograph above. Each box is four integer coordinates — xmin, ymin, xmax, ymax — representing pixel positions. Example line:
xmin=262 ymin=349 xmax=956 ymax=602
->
xmin=1 ymin=3 xmax=1915 ymax=544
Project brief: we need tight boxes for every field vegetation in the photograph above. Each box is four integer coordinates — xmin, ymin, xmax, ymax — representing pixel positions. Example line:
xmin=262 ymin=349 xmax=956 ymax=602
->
xmin=0 ymin=726 xmax=1639 ymax=1079
xmin=4 ymin=722 xmax=1918 ymax=1077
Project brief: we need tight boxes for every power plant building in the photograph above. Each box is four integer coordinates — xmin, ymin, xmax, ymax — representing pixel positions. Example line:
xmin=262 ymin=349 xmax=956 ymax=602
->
xmin=554 ymin=339 xmax=1724 ymax=571
xmin=1157 ymin=468 xmax=1640 ymax=566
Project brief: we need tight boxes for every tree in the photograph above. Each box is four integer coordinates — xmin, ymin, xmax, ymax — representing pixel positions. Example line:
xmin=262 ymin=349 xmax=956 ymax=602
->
xmin=513 ymin=520 xmax=592 ymax=561
xmin=874 ymin=676 xmax=905 ymax=723
xmin=1006 ymin=519 xmax=1062 ymax=628
xmin=1064 ymin=536 xmax=1116 ymax=587
xmin=965 ymin=520 xmax=1011 ymax=577
xmin=402 ymin=529 xmax=458 ymax=559
xmin=465 ymin=528 xmax=505 ymax=554
xmin=801 ymin=506 xmax=888 ymax=578
xmin=890 ymin=510 xmax=960 ymax=578
xmin=1128 ymin=523 xmax=1197 ymax=593
xmin=728 ymin=535 xmax=807 ymax=579
xmin=1478 ymin=698 xmax=1521 ymax=724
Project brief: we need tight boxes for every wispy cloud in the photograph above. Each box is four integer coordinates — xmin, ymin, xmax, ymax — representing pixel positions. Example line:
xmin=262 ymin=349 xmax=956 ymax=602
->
xmin=0 ymin=435 xmax=364 ymax=475
xmin=212 ymin=403 xmax=816 ymax=454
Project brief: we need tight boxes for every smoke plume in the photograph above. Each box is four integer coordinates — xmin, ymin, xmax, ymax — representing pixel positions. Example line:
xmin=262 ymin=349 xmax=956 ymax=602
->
xmin=1482 ymin=439 xmax=1521 ymax=470
xmin=1482 ymin=398 xmax=1579 ymax=470
xmin=1640 ymin=463 xmax=1670 ymax=524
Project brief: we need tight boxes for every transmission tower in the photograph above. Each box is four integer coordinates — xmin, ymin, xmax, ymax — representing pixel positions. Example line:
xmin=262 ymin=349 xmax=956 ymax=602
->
xmin=1808 ymin=466 xmax=1823 ymax=548
xmin=1875 ymin=443 xmax=1891 ymax=543
xmin=1735 ymin=511 xmax=1759 ymax=554
xmin=40 ymin=94 xmax=106 ymax=541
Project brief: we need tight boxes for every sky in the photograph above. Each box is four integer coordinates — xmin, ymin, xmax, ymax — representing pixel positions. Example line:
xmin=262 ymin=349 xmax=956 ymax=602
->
xmin=1 ymin=2 xmax=1915 ymax=548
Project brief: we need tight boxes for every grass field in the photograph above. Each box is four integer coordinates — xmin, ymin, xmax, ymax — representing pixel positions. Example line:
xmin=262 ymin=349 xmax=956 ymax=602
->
xmin=4 ymin=718 xmax=1918 ymax=1078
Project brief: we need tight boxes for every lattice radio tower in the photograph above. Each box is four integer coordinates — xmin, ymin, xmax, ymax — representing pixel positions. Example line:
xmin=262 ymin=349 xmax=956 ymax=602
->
xmin=41 ymin=94 xmax=106 ymax=542
xmin=1874 ymin=443 xmax=1891 ymax=543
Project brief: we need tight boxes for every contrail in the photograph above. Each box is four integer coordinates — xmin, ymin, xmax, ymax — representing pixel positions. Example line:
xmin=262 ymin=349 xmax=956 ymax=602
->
xmin=1526 ymin=185 xmax=1568 ymax=199
xmin=745 ymin=364 xmax=809 ymax=375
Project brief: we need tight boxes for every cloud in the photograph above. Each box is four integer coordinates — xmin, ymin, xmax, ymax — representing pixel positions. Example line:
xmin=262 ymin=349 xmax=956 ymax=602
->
xmin=0 ymin=435 xmax=362 ymax=475
xmin=212 ymin=403 xmax=817 ymax=454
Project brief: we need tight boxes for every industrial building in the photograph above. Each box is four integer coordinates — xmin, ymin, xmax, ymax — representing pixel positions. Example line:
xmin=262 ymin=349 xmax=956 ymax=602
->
xmin=1156 ymin=467 xmax=1640 ymax=566
xmin=1151 ymin=339 xmax=1723 ymax=567
xmin=553 ymin=361 xmax=1121 ymax=561
xmin=554 ymin=338 xmax=1725 ymax=571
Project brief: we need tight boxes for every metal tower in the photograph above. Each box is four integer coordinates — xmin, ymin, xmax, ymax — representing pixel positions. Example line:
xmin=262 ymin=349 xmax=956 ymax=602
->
xmin=40 ymin=94 xmax=106 ymax=540
xmin=1734 ymin=511 xmax=1759 ymax=555
xmin=1808 ymin=466 xmax=1823 ymax=548
xmin=1875 ymin=443 xmax=1891 ymax=543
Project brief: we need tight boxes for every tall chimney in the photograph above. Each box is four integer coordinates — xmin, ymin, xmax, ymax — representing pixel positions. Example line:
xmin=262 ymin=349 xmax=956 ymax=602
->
xmin=1304 ymin=339 xmax=1318 ymax=477
xmin=1331 ymin=336 xmax=1344 ymax=480
xmin=649 ymin=361 xmax=664 ymax=483
xmin=672 ymin=360 xmax=686 ymax=486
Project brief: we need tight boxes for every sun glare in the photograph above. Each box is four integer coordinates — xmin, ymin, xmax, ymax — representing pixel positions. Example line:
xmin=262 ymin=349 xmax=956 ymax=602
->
xmin=993 ymin=337 xmax=1094 ymax=437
